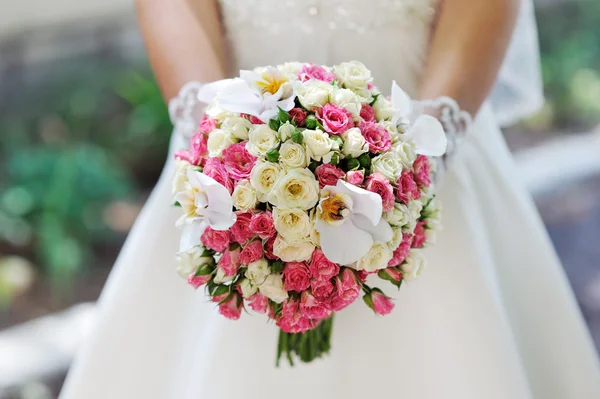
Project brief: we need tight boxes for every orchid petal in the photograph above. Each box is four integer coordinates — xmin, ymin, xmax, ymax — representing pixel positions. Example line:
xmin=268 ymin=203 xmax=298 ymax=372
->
xmin=316 ymin=219 xmax=373 ymax=265
xmin=352 ymin=214 xmax=393 ymax=243
xmin=197 ymin=79 xmax=235 ymax=104
xmin=187 ymin=171 xmax=236 ymax=230
xmin=391 ymin=80 xmax=413 ymax=124
xmin=329 ymin=180 xmax=383 ymax=226
xmin=214 ymin=78 xmax=263 ymax=116
xmin=180 ymin=221 xmax=207 ymax=252
xmin=406 ymin=115 xmax=448 ymax=156
xmin=277 ymin=94 xmax=297 ymax=112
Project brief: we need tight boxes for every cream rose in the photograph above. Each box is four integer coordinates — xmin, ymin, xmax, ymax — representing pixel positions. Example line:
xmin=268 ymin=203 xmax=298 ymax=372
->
xmin=220 ymin=116 xmax=253 ymax=141
xmin=407 ymin=200 xmax=424 ymax=230
xmin=383 ymin=203 xmax=411 ymax=227
xmin=388 ymin=227 xmax=404 ymax=250
xmin=172 ymin=159 xmax=193 ymax=196
xmin=279 ymin=141 xmax=308 ymax=169
xmin=207 ymin=129 xmax=236 ymax=158
xmin=245 ymin=258 xmax=271 ymax=286
xmin=294 ymin=80 xmax=331 ymax=110
xmin=213 ymin=267 xmax=235 ymax=284
xmin=393 ymin=139 xmax=417 ymax=169
xmin=247 ymin=125 xmax=280 ymax=157
xmin=353 ymin=242 xmax=393 ymax=272
xmin=278 ymin=121 xmax=296 ymax=142
xmin=270 ymin=168 xmax=319 ymax=210
xmin=250 ymin=161 xmax=283 ymax=201
xmin=341 ymin=128 xmax=369 ymax=158
xmin=239 ymin=278 xmax=258 ymax=298
xmin=259 ymin=274 xmax=288 ymax=303
xmin=373 ymin=96 xmax=395 ymax=121
xmin=372 ymin=151 xmax=403 ymax=182
xmin=303 ymin=129 xmax=333 ymax=161
xmin=232 ymin=179 xmax=258 ymax=211
xmin=278 ymin=62 xmax=304 ymax=80
xmin=334 ymin=61 xmax=373 ymax=90
xmin=206 ymin=102 xmax=236 ymax=122
xmin=330 ymin=88 xmax=362 ymax=117
xmin=175 ymin=246 xmax=213 ymax=279
xmin=401 ymin=249 xmax=426 ymax=280
xmin=272 ymin=207 xmax=311 ymax=242
xmin=272 ymin=236 xmax=315 ymax=262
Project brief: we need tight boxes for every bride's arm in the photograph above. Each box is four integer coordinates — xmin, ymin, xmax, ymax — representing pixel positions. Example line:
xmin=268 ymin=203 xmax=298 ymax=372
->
xmin=136 ymin=0 xmax=226 ymax=100
xmin=419 ymin=0 xmax=520 ymax=116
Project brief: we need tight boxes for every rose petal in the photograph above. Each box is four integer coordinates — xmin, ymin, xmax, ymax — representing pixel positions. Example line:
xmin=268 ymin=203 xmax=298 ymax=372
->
xmin=406 ymin=115 xmax=448 ymax=157
xmin=316 ymin=219 xmax=373 ymax=265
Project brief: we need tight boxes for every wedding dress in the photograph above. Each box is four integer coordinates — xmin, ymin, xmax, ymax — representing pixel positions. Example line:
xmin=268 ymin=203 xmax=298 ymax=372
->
xmin=60 ymin=1 xmax=600 ymax=398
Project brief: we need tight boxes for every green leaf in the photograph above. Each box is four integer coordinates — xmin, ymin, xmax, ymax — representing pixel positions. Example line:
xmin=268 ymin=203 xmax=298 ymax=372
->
xmin=211 ymin=284 xmax=229 ymax=297
xmin=358 ymin=153 xmax=372 ymax=170
xmin=292 ymin=130 xmax=304 ymax=144
xmin=369 ymin=93 xmax=381 ymax=107
xmin=266 ymin=148 xmax=280 ymax=163
xmin=271 ymin=260 xmax=284 ymax=274
xmin=173 ymin=201 xmax=181 ymax=207
xmin=345 ymin=157 xmax=360 ymax=171
xmin=328 ymin=153 xmax=340 ymax=166
xmin=362 ymin=293 xmax=374 ymax=310
xmin=278 ymin=107 xmax=291 ymax=123
xmin=330 ymin=135 xmax=343 ymax=148
xmin=269 ymin=119 xmax=281 ymax=132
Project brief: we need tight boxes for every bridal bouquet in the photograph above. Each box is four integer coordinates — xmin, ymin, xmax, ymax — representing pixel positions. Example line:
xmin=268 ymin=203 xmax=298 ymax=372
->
xmin=172 ymin=61 xmax=446 ymax=365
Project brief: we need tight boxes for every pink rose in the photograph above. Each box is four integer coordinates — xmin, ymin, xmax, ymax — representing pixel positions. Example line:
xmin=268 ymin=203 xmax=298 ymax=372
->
xmin=218 ymin=292 xmax=243 ymax=320
xmin=395 ymin=170 xmax=421 ymax=204
xmin=365 ymin=172 xmax=395 ymax=212
xmin=412 ymin=221 xmax=427 ymax=248
xmin=370 ymin=289 xmax=395 ymax=315
xmin=218 ymin=247 xmax=241 ymax=276
xmin=264 ymin=235 xmax=278 ymax=260
xmin=249 ymin=211 xmax=276 ymax=239
xmin=360 ymin=121 xmax=392 ymax=153
xmin=239 ymin=240 xmax=264 ymax=265
xmin=316 ymin=104 xmax=354 ymax=135
xmin=298 ymin=64 xmax=335 ymax=83
xmin=289 ymin=108 xmax=308 ymax=127
xmin=310 ymin=248 xmax=340 ymax=280
xmin=360 ymin=104 xmax=376 ymax=122
xmin=212 ymin=293 xmax=228 ymax=303
xmin=222 ymin=142 xmax=257 ymax=180
xmin=345 ymin=170 xmax=364 ymax=186
xmin=247 ymin=293 xmax=268 ymax=314
xmin=301 ymin=291 xmax=332 ymax=319
xmin=413 ymin=155 xmax=431 ymax=187
xmin=198 ymin=115 xmax=218 ymax=135
xmin=230 ymin=211 xmax=254 ymax=244
xmin=311 ymin=278 xmax=335 ymax=302
xmin=329 ymin=269 xmax=361 ymax=311
xmin=379 ymin=267 xmax=402 ymax=283
xmin=201 ymin=227 xmax=230 ymax=252
xmin=388 ymin=233 xmax=413 ymax=267
xmin=283 ymin=262 xmax=311 ymax=292
xmin=203 ymin=158 xmax=234 ymax=193
xmin=277 ymin=299 xmax=313 ymax=333
xmin=355 ymin=270 xmax=370 ymax=283
xmin=187 ymin=274 xmax=210 ymax=289
xmin=174 ymin=131 xmax=208 ymax=166
xmin=315 ymin=164 xmax=345 ymax=188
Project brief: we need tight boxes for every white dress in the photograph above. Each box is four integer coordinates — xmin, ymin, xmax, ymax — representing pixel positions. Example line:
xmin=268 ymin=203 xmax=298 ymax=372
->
xmin=60 ymin=1 xmax=600 ymax=398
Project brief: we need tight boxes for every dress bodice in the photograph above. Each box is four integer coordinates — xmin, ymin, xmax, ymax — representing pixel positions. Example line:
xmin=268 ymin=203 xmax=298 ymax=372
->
xmin=218 ymin=0 xmax=437 ymax=96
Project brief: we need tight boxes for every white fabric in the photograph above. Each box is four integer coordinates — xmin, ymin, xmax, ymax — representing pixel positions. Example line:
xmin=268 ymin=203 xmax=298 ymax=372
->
xmin=60 ymin=1 xmax=600 ymax=398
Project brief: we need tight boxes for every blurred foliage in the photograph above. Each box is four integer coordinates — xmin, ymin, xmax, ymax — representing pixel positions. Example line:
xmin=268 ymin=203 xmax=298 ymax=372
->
xmin=537 ymin=0 xmax=600 ymax=128
xmin=0 ymin=59 xmax=171 ymax=278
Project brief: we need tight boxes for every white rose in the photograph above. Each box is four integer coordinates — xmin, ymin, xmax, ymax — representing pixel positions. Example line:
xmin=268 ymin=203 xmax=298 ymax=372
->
xmin=272 ymin=207 xmax=311 ymax=242
xmin=384 ymin=203 xmax=411 ymax=227
xmin=294 ymin=80 xmax=331 ymax=110
xmin=247 ymin=125 xmax=280 ymax=157
xmin=259 ymin=274 xmax=288 ymax=303
xmin=220 ymin=116 xmax=253 ymax=140
xmin=279 ymin=141 xmax=308 ymax=169
xmin=354 ymin=88 xmax=374 ymax=104
xmin=352 ymin=242 xmax=393 ymax=272
xmin=207 ymin=129 xmax=236 ymax=158
xmin=270 ymin=168 xmax=319 ymax=210
xmin=334 ymin=61 xmax=373 ymax=90
xmin=213 ymin=266 xmax=235 ymax=284
xmin=309 ymin=211 xmax=321 ymax=246
xmin=272 ymin=236 xmax=315 ymax=262
xmin=206 ymin=104 xmax=235 ymax=122
xmin=250 ymin=161 xmax=283 ymax=201
xmin=278 ymin=121 xmax=296 ymax=142
xmin=372 ymin=151 xmax=403 ymax=182
xmin=401 ymin=249 xmax=426 ymax=280
xmin=172 ymin=159 xmax=193 ymax=196
xmin=393 ymin=139 xmax=417 ymax=169
xmin=388 ymin=227 xmax=404 ymax=250
xmin=239 ymin=278 xmax=258 ymax=298
xmin=341 ymin=128 xmax=369 ymax=158
xmin=303 ymin=129 xmax=333 ymax=161
xmin=331 ymin=88 xmax=362 ymax=117
xmin=175 ymin=246 xmax=213 ymax=278
xmin=407 ymin=200 xmax=424 ymax=230
xmin=373 ymin=96 xmax=395 ymax=121
xmin=278 ymin=62 xmax=304 ymax=80
xmin=245 ymin=258 xmax=271 ymax=285
xmin=232 ymin=179 xmax=258 ymax=211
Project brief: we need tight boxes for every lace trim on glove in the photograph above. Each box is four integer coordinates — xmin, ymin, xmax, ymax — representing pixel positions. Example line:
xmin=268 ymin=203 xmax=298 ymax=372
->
xmin=168 ymin=81 xmax=206 ymax=139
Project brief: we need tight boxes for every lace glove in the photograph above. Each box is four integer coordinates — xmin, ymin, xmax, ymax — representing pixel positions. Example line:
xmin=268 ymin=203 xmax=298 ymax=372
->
xmin=168 ymin=81 xmax=207 ymax=141
xmin=412 ymin=97 xmax=473 ymax=188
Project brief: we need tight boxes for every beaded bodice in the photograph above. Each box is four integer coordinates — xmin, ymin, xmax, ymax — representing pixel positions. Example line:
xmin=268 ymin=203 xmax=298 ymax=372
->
xmin=218 ymin=0 xmax=438 ymax=96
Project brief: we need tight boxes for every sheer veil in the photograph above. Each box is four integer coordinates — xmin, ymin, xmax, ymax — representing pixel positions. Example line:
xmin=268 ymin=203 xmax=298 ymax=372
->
xmin=490 ymin=0 xmax=544 ymax=127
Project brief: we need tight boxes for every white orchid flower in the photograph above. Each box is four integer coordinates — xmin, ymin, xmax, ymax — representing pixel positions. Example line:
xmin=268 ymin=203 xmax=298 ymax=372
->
xmin=175 ymin=170 xmax=236 ymax=251
xmin=315 ymin=180 xmax=393 ymax=265
xmin=390 ymin=81 xmax=448 ymax=157
xmin=197 ymin=67 xmax=296 ymax=123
